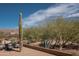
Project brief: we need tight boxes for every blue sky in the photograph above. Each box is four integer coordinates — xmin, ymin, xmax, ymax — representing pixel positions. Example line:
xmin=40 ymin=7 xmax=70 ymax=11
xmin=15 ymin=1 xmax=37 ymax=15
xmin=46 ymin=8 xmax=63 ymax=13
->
xmin=0 ymin=3 xmax=53 ymax=29
xmin=0 ymin=3 xmax=79 ymax=29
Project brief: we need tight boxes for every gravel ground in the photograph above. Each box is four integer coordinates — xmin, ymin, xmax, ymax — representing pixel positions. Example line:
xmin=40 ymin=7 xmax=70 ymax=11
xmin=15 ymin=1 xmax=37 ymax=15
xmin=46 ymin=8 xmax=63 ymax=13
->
xmin=0 ymin=47 xmax=54 ymax=56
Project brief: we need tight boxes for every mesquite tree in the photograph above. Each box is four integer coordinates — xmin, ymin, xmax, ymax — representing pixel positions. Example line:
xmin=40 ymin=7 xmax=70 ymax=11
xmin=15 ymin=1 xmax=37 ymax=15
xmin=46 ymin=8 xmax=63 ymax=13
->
xmin=23 ymin=17 xmax=79 ymax=50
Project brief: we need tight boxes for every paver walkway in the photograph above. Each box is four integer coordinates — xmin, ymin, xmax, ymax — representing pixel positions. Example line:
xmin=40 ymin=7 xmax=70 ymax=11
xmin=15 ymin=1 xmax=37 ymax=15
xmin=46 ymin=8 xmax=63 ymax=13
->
xmin=0 ymin=47 xmax=54 ymax=56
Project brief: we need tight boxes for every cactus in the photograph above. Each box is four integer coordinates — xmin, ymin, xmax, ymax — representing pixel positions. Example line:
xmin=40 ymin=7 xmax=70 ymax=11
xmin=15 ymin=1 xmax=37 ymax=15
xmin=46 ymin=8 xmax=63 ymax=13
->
xmin=19 ymin=12 xmax=23 ymax=52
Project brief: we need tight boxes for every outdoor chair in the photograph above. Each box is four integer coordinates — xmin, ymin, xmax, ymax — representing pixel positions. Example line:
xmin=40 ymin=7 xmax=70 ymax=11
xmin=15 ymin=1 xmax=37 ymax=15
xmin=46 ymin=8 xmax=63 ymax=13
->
xmin=5 ymin=43 xmax=13 ymax=51
xmin=0 ymin=44 xmax=4 ymax=50
xmin=12 ymin=43 xmax=20 ymax=48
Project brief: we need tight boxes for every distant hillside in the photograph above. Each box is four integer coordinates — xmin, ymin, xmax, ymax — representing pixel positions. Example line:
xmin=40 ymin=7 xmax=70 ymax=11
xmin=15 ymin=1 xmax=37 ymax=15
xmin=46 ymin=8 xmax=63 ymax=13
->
xmin=0 ymin=29 xmax=18 ymax=33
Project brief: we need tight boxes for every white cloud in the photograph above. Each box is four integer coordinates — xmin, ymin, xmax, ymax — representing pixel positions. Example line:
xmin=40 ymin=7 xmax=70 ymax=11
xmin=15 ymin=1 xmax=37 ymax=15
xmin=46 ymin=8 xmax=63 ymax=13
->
xmin=23 ymin=4 xmax=79 ymax=28
xmin=68 ymin=13 xmax=79 ymax=17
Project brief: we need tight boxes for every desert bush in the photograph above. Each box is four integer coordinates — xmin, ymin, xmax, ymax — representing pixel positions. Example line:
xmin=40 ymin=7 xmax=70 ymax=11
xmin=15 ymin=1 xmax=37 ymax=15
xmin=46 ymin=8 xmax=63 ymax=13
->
xmin=23 ymin=17 xmax=79 ymax=50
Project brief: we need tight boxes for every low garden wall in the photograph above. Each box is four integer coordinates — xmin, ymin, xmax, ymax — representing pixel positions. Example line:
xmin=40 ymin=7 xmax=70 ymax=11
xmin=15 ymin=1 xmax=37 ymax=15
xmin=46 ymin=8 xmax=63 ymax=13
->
xmin=23 ymin=44 xmax=74 ymax=56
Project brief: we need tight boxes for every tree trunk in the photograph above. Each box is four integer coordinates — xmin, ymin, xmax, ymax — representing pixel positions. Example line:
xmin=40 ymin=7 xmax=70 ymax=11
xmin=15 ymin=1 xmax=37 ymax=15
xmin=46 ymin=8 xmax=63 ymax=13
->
xmin=59 ymin=33 xmax=63 ymax=50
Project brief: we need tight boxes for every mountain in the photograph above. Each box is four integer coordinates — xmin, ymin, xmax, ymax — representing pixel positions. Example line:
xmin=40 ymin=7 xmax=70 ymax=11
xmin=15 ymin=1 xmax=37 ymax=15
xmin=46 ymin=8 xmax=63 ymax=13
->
xmin=0 ymin=29 xmax=18 ymax=33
